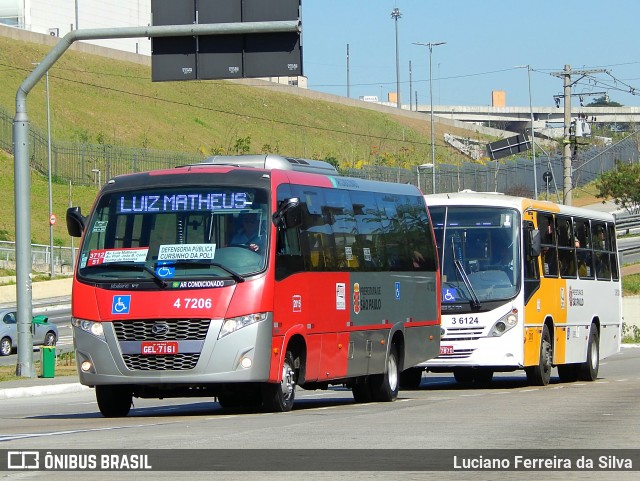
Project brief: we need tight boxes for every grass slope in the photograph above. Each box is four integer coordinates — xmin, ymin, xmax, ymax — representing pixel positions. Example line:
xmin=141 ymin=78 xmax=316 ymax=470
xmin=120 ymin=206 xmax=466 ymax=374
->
xmin=0 ymin=34 xmax=480 ymax=167
xmin=0 ymin=149 xmax=98 ymax=246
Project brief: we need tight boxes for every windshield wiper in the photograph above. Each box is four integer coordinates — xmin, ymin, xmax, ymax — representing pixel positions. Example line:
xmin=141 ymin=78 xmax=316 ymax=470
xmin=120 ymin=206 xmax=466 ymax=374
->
xmin=453 ymin=259 xmax=481 ymax=310
xmin=168 ymin=260 xmax=245 ymax=283
xmin=86 ymin=262 xmax=167 ymax=288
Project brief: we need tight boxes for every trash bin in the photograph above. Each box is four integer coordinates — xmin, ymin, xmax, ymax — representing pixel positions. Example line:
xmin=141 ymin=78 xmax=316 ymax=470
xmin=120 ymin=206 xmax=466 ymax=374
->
xmin=40 ymin=346 xmax=56 ymax=378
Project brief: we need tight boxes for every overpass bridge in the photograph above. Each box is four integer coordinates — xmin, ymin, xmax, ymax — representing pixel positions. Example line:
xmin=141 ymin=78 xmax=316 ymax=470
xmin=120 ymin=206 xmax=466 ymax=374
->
xmin=408 ymin=104 xmax=640 ymax=134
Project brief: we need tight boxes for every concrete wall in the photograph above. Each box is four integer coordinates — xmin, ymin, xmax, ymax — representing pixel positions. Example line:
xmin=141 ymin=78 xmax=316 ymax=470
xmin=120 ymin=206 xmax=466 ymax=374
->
xmin=623 ymin=296 xmax=640 ymax=329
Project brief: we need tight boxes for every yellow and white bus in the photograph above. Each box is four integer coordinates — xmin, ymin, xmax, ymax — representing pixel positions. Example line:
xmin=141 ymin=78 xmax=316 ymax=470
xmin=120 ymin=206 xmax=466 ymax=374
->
xmin=403 ymin=191 xmax=622 ymax=388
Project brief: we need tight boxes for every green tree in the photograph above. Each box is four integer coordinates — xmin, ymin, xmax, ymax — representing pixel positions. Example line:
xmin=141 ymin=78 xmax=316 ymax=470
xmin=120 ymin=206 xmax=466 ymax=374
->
xmin=595 ymin=162 xmax=640 ymax=214
xmin=587 ymin=95 xmax=623 ymax=107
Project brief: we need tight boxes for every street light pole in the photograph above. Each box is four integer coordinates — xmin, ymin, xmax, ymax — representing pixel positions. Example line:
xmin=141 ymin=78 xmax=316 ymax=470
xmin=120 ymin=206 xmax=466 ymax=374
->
xmin=34 ymin=62 xmax=54 ymax=278
xmin=391 ymin=8 xmax=402 ymax=109
xmin=46 ymin=69 xmax=54 ymax=278
xmin=414 ymin=41 xmax=446 ymax=185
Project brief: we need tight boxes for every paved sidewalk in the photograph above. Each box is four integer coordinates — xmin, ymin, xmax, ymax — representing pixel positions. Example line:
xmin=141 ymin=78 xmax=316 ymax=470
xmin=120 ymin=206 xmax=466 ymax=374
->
xmin=0 ymin=374 xmax=87 ymax=400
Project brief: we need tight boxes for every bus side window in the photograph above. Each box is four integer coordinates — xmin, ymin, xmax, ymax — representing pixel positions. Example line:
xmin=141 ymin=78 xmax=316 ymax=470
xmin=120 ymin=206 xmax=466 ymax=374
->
xmin=608 ymin=224 xmax=620 ymax=281
xmin=592 ymin=222 xmax=611 ymax=280
xmin=557 ymin=216 xmax=576 ymax=278
xmin=275 ymin=185 xmax=304 ymax=280
xmin=574 ymin=218 xmax=593 ymax=278
xmin=538 ymin=213 xmax=558 ymax=277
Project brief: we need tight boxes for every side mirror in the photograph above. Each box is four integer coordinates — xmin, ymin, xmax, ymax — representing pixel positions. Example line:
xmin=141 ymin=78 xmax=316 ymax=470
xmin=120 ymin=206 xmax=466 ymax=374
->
xmin=272 ymin=197 xmax=302 ymax=230
xmin=66 ymin=206 xmax=86 ymax=237
xmin=529 ymin=229 xmax=541 ymax=257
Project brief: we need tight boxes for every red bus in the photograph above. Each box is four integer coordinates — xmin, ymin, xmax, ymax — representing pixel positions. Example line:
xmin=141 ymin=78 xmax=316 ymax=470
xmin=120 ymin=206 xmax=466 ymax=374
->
xmin=66 ymin=154 xmax=441 ymax=417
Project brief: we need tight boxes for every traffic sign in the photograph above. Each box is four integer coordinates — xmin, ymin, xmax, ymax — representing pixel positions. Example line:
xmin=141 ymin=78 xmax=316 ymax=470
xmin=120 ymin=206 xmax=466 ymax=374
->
xmin=49 ymin=214 xmax=56 ymax=225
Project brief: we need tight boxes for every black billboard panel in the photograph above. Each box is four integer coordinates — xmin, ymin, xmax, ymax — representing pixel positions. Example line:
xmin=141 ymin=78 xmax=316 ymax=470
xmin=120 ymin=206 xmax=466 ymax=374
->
xmin=241 ymin=0 xmax=302 ymax=78
xmin=198 ymin=0 xmax=244 ymax=79
xmin=151 ymin=0 xmax=196 ymax=82
xmin=244 ymin=32 xmax=302 ymax=77
xmin=242 ymin=0 xmax=300 ymax=21
xmin=486 ymin=134 xmax=531 ymax=160
xmin=151 ymin=0 xmax=302 ymax=82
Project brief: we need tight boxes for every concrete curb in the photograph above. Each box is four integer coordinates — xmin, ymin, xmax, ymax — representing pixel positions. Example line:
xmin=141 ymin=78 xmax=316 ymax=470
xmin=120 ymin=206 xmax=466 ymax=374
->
xmin=0 ymin=383 xmax=89 ymax=400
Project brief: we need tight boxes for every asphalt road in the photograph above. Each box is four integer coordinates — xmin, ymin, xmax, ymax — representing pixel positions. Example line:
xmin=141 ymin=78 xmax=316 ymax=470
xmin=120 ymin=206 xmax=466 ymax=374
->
xmin=0 ymin=346 xmax=638 ymax=480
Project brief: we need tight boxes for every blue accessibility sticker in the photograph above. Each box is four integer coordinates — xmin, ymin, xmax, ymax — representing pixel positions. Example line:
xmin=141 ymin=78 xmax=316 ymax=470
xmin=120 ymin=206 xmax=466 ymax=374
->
xmin=112 ymin=295 xmax=131 ymax=315
xmin=442 ymin=288 xmax=457 ymax=303
xmin=155 ymin=262 xmax=176 ymax=278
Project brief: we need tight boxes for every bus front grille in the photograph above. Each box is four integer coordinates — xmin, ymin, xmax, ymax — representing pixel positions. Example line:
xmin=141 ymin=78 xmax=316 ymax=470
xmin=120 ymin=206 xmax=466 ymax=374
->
xmin=113 ymin=319 xmax=210 ymax=341
xmin=122 ymin=353 xmax=200 ymax=371
xmin=442 ymin=326 xmax=484 ymax=342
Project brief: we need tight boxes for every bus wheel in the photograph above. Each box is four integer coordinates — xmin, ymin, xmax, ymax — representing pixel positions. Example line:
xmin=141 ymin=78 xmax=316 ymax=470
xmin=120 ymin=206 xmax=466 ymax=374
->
xmin=473 ymin=369 xmax=494 ymax=385
xmin=525 ymin=325 xmax=552 ymax=386
xmin=351 ymin=378 xmax=373 ymax=403
xmin=399 ymin=367 xmax=424 ymax=390
xmin=96 ymin=385 xmax=132 ymax=418
xmin=453 ymin=368 xmax=474 ymax=384
xmin=369 ymin=344 xmax=400 ymax=402
xmin=578 ymin=327 xmax=599 ymax=382
xmin=557 ymin=363 xmax=579 ymax=382
xmin=262 ymin=351 xmax=296 ymax=412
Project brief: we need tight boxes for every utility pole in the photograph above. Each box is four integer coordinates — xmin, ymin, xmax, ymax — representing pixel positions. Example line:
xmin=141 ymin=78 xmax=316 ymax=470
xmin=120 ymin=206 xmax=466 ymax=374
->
xmin=409 ymin=60 xmax=413 ymax=111
xmin=391 ymin=7 xmax=402 ymax=109
xmin=346 ymin=43 xmax=350 ymax=98
xmin=551 ymin=64 xmax=607 ymax=205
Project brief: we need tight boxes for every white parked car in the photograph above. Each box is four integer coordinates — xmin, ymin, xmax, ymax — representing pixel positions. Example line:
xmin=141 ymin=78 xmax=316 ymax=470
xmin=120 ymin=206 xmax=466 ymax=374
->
xmin=0 ymin=309 xmax=58 ymax=356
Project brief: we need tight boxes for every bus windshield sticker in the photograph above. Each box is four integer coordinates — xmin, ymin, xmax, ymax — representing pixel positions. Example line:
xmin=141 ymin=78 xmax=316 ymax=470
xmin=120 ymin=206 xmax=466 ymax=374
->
xmin=336 ymin=283 xmax=346 ymax=310
xmin=157 ymin=244 xmax=216 ymax=261
xmin=442 ymin=287 xmax=457 ymax=302
xmin=92 ymin=220 xmax=108 ymax=233
xmin=155 ymin=262 xmax=176 ymax=278
xmin=345 ymin=247 xmax=353 ymax=261
xmin=88 ymin=248 xmax=149 ymax=266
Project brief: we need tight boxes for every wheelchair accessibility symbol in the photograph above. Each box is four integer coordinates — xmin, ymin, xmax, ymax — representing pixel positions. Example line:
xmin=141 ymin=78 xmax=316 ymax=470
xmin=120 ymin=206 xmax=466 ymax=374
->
xmin=442 ymin=288 xmax=457 ymax=302
xmin=156 ymin=264 xmax=175 ymax=278
xmin=112 ymin=295 xmax=131 ymax=314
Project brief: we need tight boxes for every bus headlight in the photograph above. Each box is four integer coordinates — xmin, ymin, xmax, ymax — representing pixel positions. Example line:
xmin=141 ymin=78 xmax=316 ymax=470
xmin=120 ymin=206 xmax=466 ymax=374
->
xmin=488 ymin=310 xmax=518 ymax=337
xmin=71 ymin=318 xmax=105 ymax=340
xmin=219 ymin=312 xmax=268 ymax=339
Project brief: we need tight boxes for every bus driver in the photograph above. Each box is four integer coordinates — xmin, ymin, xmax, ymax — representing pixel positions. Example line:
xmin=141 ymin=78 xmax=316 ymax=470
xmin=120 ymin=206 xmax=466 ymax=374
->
xmin=231 ymin=213 xmax=263 ymax=252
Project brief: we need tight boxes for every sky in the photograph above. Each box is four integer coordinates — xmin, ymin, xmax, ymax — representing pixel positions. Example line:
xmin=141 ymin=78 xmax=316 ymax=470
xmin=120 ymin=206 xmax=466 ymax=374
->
xmin=300 ymin=0 xmax=640 ymax=108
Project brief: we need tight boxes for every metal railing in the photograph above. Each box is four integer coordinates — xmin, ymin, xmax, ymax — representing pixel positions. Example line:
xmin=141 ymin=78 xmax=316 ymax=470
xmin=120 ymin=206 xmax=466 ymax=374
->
xmin=0 ymin=241 xmax=77 ymax=275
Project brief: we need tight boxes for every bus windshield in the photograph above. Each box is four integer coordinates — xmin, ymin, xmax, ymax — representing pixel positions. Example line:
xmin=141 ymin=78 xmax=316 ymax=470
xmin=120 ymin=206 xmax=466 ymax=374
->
xmin=77 ymin=186 xmax=269 ymax=283
xmin=429 ymin=206 xmax=520 ymax=304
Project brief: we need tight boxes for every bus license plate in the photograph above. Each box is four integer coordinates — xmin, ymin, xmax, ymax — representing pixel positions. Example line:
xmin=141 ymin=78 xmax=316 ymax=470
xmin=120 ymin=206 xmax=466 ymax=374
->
xmin=440 ymin=345 xmax=454 ymax=355
xmin=141 ymin=341 xmax=178 ymax=355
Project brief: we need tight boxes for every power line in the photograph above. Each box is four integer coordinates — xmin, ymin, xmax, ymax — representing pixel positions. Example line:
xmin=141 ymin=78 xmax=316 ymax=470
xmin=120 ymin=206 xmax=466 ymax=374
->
xmin=0 ymin=61 xmax=457 ymax=150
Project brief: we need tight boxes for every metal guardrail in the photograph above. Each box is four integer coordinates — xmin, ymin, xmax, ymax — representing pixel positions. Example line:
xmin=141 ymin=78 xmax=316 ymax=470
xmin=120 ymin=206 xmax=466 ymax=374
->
xmin=616 ymin=213 xmax=640 ymax=236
